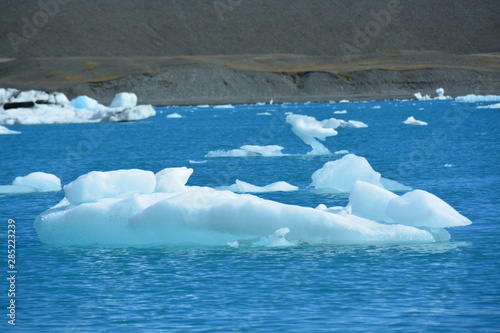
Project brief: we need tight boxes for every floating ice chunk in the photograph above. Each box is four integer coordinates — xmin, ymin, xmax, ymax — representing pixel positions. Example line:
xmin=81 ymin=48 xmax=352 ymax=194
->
xmin=189 ymin=160 xmax=207 ymax=164
xmin=414 ymin=92 xmax=431 ymax=101
xmin=349 ymin=181 xmax=397 ymax=223
xmin=267 ymin=228 xmax=295 ymax=247
xmin=444 ymin=164 xmax=454 ymax=168
xmin=13 ymin=172 xmax=61 ymax=192
xmin=213 ymin=104 xmax=235 ymax=109
xmin=257 ymin=112 xmax=272 ymax=116
xmin=0 ymin=172 xmax=62 ymax=194
xmin=334 ymin=110 xmax=347 ymax=114
xmin=311 ymin=154 xmax=410 ymax=193
xmin=166 ymin=113 xmax=183 ymax=118
xmin=286 ymin=114 xmax=338 ymax=155
xmin=35 ymin=167 xmax=472 ymax=246
xmin=372 ymin=105 xmax=381 ymax=109
xmin=455 ymin=94 xmax=500 ymax=103
xmin=435 ymin=88 xmax=451 ymax=100
xmin=334 ymin=149 xmax=349 ymax=155
xmin=64 ymin=169 xmax=156 ymax=204
xmin=477 ymin=103 xmax=500 ymax=109
xmin=218 ymin=179 xmax=298 ymax=193
xmin=109 ymin=92 xmax=137 ymax=108
xmin=106 ymin=105 xmax=156 ymax=122
xmin=196 ymin=104 xmax=210 ymax=108
xmin=385 ymin=190 xmax=472 ymax=228
xmin=339 ymin=120 xmax=368 ymax=128
xmin=206 ymin=145 xmax=286 ymax=157
xmin=155 ymin=167 xmax=193 ymax=193
xmin=0 ymin=125 xmax=20 ymax=134
xmin=403 ymin=116 xmax=428 ymax=126
xmin=339 ymin=99 xmax=349 ymax=103
xmin=240 ymin=145 xmax=285 ymax=156
xmin=0 ymin=89 xmax=155 ymax=124
xmin=70 ymin=96 xmax=103 ymax=110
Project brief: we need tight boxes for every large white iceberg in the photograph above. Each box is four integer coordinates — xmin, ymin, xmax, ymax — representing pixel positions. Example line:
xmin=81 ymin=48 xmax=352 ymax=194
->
xmin=0 ymin=172 xmax=61 ymax=194
xmin=310 ymin=154 xmax=411 ymax=193
xmin=286 ymin=114 xmax=367 ymax=155
xmin=34 ymin=167 xmax=470 ymax=247
xmin=0 ymin=89 xmax=156 ymax=125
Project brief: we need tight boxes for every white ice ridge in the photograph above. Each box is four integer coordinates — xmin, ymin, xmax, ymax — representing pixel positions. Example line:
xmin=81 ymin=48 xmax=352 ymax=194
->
xmin=34 ymin=168 xmax=471 ymax=246
xmin=455 ymin=94 xmax=500 ymax=103
xmin=286 ymin=114 xmax=367 ymax=155
xmin=206 ymin=145 xmax=286 ymax=157
xmin=414 ymin=88 xmax=451 ymax=101
xmin=217 ymin=179 xmax=298 ymax=193
xmin=0 ymin=125 xmax=20 ymax=135
xmin=310 ymin=154 xmax=411 ymax=193
xmin=0 ymin=172 xmax=61 ymax=194
xmin=477 ymin=103 xmax=500 ymax=109
xmin=0 ymin=89 xmax=156 ymax=125
xmin=403 ymin=116 xmax=428 ymax=126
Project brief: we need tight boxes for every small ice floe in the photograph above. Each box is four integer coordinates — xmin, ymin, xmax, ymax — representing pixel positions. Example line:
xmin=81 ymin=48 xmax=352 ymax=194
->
xmin=0 ymin=172 xmax=61 ymax=194
xmin=403 ymin=116 xmax=428 ymax=126
xmin=166 ymin=113 xmax=183 ymax=118
xmin=334 ymin=110 xmax=347 ymax=114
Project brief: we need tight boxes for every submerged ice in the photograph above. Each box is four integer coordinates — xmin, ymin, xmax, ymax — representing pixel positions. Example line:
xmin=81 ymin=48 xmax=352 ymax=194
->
xmin=34 ymin=167 xmax=470 ymax=247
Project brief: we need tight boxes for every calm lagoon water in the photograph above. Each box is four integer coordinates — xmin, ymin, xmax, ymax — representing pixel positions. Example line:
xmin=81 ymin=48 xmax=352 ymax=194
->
xmin=1 ymin=100 xmax=499 ymax=331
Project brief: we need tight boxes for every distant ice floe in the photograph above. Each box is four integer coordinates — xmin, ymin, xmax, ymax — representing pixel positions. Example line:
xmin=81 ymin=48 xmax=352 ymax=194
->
xmin=189 ymin=160 xmax=207 ymax=164
xmin=213 ymin=104 xmax=235 ymax=109
xmin=0 ymin=125 xmax=20 ymax=134
xmin=455 ymin=94 xmax=500 ymax=103
xmin=333 ymin=110 xmax=347 ymax=114
xmin=310 ymin=154 xmax=411 ymax=193
xmin=0 ymin=172 xmax=61 ymax=194
xmin=414 ymin=88 xmax=451 ymax=101
xmin=166 ymin=113 xmax=184 ymax=118
xmin=217 ymin=179 xmax=298 ymax=193
xmin=0 ymin=89 xmax=156 ymax=125
xmin=477 ymin=103 xmax=500 ymax=109
xmin=403 ymin=116 xmax=428 ymax=126
xmin=286 ymin=114 xmax=367 ymax=155
xmin=256 ymin=112 xmax=272 ymax=116
xmin=34 ymin=167 xmax=471 ymax=246
xmin=206 ymin=145 xmax=286 ymax=157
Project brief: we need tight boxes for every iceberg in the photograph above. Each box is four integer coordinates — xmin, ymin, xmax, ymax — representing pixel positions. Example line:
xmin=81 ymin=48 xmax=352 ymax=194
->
xmin=206 ymin=145 xmax=286 ymax=157
xmin=0 ymin=89 xmax=156 ymax=125
xmin=414 ymin=88 xmax=451 ymax=101
xmin=286 ymin=114 xmax=366 ymax=155
xmin=403 ymin=116 xmax=428 ymax=126
xmin=217 ymin=179 xmax=298 ymax=193
xmin=0 ymin=125 xmax=20 ymax=134
xmin=455 ymin=94 xmax=500 ymax=103
xmin=34 ymin=168 xmax=470 ymax=247
xmin=310 ymin=154 xmax=411 ymax=193
xmin=0 ymin=172 xmax=61 ymax=194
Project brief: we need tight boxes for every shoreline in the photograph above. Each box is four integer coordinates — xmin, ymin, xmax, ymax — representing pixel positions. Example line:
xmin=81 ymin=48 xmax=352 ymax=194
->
xmin=1 ymin=52 xmax=499 ymax=106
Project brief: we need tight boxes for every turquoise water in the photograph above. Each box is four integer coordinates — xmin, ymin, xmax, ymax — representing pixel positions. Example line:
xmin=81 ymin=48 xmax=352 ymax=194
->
xmin=1 ymin=100 xmax=499 ymax=331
